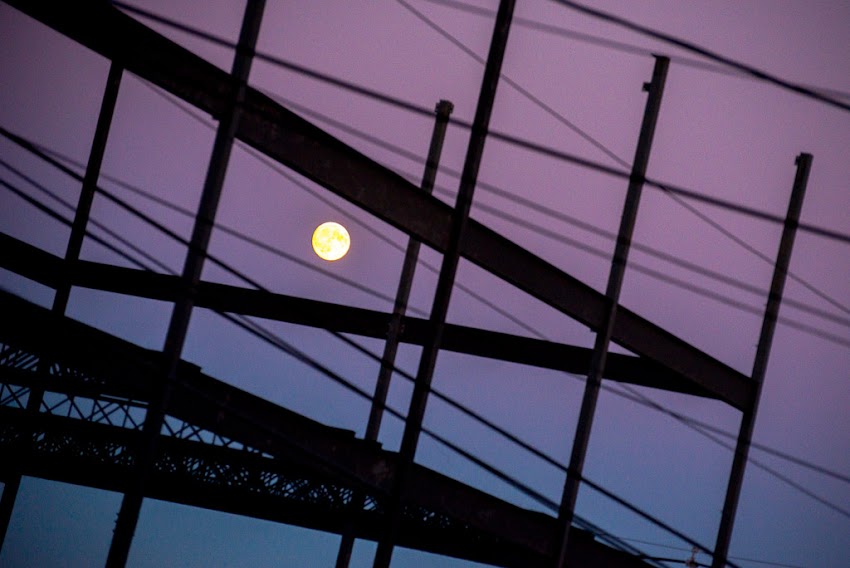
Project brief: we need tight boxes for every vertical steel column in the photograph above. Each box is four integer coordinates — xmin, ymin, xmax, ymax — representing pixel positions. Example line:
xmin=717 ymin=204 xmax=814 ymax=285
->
xmin=553 ymin=56 xmax=669 ymax=567
xmin=711 ymin=153 xmax=812 ymax=568
xmin=366 ymin=99 xmax=454 ymax=441
xmin=0 ymin=61 xmax=123 ymax=550
xmin=334 ymin=100 xmax=453 ymax=568
xmin=371 ymin=3 xmax=515 ymax=567
xmin=104 ymin=3 xmax=264 ymax=567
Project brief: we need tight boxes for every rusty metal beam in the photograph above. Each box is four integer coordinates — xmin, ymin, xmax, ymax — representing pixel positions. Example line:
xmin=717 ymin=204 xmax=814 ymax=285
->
xmin=5 ymin=1 xmax=753 ymax=411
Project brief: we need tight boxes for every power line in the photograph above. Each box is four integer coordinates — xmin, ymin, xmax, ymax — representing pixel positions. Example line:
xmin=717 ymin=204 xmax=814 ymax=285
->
xmin=5 ymin=133 xmax=845 ymax=566
xmin=392 ymin=0 xmax=850 ymax=326
xmin=549 ymin=0 xmax=850 ymax=114
xmin=3 ymin=3 xmax=844 ymax=560
xmin=12 ymin=137 xmax=850 ymax=487
xmin=0 ymin=165 xmax=668 ymax=565
xmin=112 ymin=1 xmax=850 ymax=248
xmin=243 ymin=90 xmax=850 ymax=343
xmin=36 ymin=93 xmax=850 ymax=349
xmin=420 ymin=0 xmax=850 ymax=102
xmin=5 ymin=124 xmax=848 ymax=523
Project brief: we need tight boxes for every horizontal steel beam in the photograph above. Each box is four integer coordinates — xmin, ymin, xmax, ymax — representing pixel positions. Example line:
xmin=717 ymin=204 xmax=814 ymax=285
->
xmin=5 ymin=1 xmax=753 ymax=410
xmin=0 ymin=232 xmax=717 ymax=398
xmin=0 ymin=290 xmax=649 ymax=567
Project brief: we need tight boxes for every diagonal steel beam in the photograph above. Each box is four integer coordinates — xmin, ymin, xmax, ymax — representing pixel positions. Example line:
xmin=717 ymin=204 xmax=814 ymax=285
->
xmin=0 ymin=290 xmax=652 ymax=568
xmin=5 ymin=1 xmax=752 ymax=411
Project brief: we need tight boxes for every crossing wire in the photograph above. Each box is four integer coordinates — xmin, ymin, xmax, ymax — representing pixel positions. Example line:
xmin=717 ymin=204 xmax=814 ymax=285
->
xmin=392 ymin=0 xmax=850 ymax=321
xmin=5 ymin=124 xmax=847 ymax=563
xmin=111 ymin=0 xmax=850 ymax=250
xmin=421 ymin=0 xmax=850 ymax=102
xmin=2 ymin=125 xmax=848 ymax=524
xmin=41 ymin=81 xmax=850 ymax=344
xmin=0 ymin=168 xmax=671 ymax=566
xmin=8 ymin=144 xmax=849 ymax=489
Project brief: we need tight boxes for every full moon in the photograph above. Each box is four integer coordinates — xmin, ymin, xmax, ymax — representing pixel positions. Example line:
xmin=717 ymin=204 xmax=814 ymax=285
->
xmin=311 ymin=222 xmax=351 ymax=261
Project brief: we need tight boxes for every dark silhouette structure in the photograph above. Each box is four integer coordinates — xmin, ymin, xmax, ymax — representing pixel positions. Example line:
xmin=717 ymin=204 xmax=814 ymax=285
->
xmin=0 ymin=2 xmax=810 ymax=567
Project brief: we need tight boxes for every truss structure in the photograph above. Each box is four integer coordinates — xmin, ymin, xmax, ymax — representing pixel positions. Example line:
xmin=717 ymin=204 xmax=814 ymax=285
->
xmin=0 ymin=2 xmax=809 ymax=567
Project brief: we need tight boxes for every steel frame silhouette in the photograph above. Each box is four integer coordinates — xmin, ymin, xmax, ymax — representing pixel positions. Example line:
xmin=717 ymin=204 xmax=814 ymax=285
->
xmin=0 ymin=2 xmax=810 ymax=567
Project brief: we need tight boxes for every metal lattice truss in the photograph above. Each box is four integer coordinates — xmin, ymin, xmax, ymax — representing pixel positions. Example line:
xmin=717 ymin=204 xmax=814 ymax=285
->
xmin=0 ymin=291 xmax=649 ymax=567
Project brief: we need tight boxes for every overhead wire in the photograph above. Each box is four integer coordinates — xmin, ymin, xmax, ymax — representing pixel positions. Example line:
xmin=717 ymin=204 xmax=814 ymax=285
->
xmin=112 ymin=0 xmax=850 ymax=249
xmin=392 ymin=0 xmax=850 ymax=328
xmin=2 ymin=122 xmax=842 ymax=566
xmin=6 ymin=3 xmax=848 ymax=560
xmin=16 ymin=135 xmax=850 ymax=488
xmin=549 ymin=0 xmax=850 ymax=114
xmin=408 ymin=0 xmax=850 ymax=319
xmin=3 ymin=3 xmax=844 ymax=516
xmin=0 ymin=151 xmax=671 ymax=564
xmin=420 ymin=0 xmax=850 ymax=102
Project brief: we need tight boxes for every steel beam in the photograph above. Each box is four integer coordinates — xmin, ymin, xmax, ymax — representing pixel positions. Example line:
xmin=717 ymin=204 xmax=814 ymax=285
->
xmin=0 ymin=233 xmax=726 ymax=399
xmin=5 ymin=0 xmax=754 ymax=413
xmin=554 ymin=57 xmax=669 ymax=566
xmin=0 ymin=60 xmax=122 ymax=550
xmin=711 ymin=154 xmax=812 ymax=568
xmin=0 ymin=290 xmax=651 ymax=568
xmin=105 ymin=3 xmax=265 ymax=566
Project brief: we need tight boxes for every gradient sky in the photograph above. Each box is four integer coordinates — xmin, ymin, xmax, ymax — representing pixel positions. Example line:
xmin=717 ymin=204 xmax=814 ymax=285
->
xmin=1 ymin=1 xmax=848 ymax=567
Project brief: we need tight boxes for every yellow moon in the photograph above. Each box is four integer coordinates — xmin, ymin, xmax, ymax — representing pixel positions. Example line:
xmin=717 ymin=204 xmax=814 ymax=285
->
xmin=311 ymin=221 xmax=351 ymax=261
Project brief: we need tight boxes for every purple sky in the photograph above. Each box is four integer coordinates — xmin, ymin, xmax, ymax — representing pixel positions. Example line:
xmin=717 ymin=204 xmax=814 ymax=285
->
xmin=1 ymin=1 xmax=849 ymax=566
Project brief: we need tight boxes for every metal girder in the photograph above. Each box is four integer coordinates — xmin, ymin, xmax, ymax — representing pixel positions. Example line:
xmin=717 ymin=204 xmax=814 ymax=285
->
xmin=0 ymin=232 xmax=718 ymax=398
xmin=0 ymin=407 xmax=644 ymax=568
xmin=5 ymin=0 xmax=753 ymax=411
xmin=0 ymin=291 xmax=650 ymax=568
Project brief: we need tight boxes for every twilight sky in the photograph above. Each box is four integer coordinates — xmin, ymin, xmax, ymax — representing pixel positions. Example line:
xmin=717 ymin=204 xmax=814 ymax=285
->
xmin=1 ymin=1 xmax=848 ymax=567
